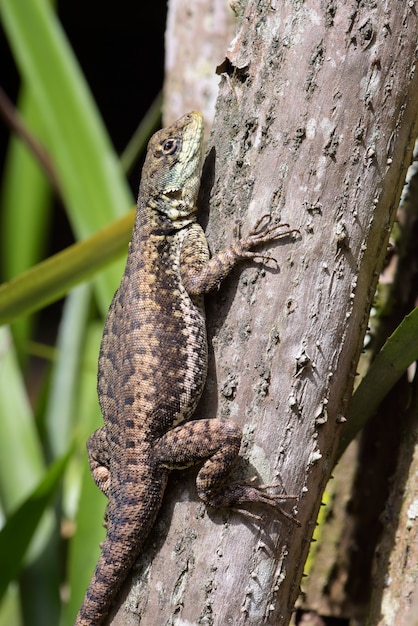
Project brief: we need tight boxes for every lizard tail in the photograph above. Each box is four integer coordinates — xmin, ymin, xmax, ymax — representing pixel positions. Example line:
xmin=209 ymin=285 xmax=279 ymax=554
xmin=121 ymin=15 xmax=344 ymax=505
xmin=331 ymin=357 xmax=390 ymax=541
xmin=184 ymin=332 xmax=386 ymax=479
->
xmin=75 ymin=477 xmax=166 ymax=626
xmin=75 ymin=532 xmax=134 ymax=626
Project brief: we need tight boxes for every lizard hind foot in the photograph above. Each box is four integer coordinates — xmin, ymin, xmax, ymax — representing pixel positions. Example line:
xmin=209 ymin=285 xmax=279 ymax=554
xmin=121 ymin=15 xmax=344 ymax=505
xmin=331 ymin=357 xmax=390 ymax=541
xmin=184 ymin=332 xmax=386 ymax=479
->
xmin=205 ymin=480 xmax=301 ymax=526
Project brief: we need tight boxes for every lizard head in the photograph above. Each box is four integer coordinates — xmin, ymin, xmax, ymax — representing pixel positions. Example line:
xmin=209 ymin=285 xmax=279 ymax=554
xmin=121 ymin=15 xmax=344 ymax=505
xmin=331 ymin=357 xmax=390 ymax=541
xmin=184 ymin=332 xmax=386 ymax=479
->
xmin=140 ymin=111 xmax=204 ymax=226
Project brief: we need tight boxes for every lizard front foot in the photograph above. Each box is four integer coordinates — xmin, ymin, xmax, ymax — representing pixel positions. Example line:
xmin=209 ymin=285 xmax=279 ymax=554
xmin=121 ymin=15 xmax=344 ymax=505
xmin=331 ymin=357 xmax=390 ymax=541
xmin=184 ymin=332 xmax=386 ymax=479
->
xmin=232 ymin=215 xmax=299 ymax=264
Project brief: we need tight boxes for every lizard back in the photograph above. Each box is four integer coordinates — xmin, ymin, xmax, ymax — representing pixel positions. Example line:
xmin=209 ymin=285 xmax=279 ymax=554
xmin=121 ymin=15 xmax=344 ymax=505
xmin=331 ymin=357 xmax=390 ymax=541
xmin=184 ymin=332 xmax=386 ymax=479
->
xmin=98 ymin=215 xmax=210 ymax=447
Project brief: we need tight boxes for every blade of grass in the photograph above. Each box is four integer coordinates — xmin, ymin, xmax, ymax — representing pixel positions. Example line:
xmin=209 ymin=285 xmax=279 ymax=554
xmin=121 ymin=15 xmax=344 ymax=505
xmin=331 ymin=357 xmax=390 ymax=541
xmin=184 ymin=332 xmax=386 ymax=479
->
xmin=0 ymin=326 xmax=57 ymax=605
xmin=0 ymin=85 xmax=52 ymax=358
xmin=0 ymin=449 xmax=72 ymax=602
xmin=0 ymin=85 xmax=61 ymax=197
xmin=61 ymin=321 xmax=105 ymax=626
xmin=0 ymin=210 xmax=135 ymax=326
xmin=0 ymin=87 xmax=52 ymax=280
xmin=0 ymin=584 xmax=22 ymax=626
xmin=337 ymin=307 xmax=418 ymax=459
xmin=0 ymin=0 xmax=133 ymax=312
xmin=44 ymin=284 xmax=92 ymax=458
xmin=0 ymin=326 xmax=45 ymax=511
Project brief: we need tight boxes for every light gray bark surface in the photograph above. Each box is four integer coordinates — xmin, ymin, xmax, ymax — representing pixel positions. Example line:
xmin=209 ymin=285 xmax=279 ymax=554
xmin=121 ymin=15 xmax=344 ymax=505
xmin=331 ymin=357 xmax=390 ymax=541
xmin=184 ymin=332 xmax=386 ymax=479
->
xmin=163 ymin=0 xmax=235 ymax=130
xmin=110 ymin=2 xmax=418 ymax=624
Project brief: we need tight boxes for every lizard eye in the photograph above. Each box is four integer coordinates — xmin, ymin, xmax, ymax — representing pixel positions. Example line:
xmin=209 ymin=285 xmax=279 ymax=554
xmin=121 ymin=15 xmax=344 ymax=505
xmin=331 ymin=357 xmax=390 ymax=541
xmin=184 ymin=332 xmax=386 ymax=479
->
xmin=162 ymin=137 xmax=180 ymax=155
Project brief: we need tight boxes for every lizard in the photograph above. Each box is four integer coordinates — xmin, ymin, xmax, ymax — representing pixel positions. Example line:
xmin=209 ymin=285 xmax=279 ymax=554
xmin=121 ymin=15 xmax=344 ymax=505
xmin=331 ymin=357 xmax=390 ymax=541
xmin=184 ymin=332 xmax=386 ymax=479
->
xmin=75 ymin=111 xmax=297 ymax=626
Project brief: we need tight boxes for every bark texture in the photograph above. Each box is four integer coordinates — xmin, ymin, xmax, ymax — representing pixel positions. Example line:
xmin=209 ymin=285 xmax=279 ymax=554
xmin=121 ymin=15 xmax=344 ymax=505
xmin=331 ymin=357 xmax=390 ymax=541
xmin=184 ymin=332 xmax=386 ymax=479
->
xmin=297 ymin=145 xmax=418 ymax=623
xmin=110 ymin=2 xmax=418 ymax=624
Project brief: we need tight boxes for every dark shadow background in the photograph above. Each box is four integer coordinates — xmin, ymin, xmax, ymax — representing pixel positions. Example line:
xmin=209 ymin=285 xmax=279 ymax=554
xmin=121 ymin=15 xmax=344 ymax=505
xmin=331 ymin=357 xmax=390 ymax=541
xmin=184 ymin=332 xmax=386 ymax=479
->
xmin=0 ymin=1 xmax=166 ymax=232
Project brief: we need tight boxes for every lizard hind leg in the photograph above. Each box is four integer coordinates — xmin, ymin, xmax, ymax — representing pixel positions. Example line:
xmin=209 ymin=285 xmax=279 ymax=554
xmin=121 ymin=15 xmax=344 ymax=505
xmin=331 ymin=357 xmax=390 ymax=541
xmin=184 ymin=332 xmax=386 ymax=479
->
xmin=87 ymin=427 xmax=111 ymax=497
xmin=154 ymin=418 xmax=298 ymax=523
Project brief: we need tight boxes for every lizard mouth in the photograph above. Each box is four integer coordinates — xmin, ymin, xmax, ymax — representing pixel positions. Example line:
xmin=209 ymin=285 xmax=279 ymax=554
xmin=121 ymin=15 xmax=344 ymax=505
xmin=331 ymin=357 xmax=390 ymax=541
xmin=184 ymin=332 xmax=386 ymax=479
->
xmin=165 ymin=189 xmax=182 ymax=200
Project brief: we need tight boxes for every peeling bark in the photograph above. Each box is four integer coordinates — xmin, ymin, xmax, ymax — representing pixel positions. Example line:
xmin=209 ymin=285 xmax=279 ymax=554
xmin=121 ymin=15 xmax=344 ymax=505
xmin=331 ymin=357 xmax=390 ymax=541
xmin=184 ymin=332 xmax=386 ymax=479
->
xmin=109 ymin=2 xmax=418 ymax=624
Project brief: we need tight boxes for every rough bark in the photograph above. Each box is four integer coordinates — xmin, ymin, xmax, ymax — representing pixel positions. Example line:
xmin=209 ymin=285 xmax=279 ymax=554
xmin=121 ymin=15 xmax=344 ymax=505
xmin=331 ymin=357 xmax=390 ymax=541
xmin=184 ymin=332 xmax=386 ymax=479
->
xmin=297 ymin=145 xmax=418 ymax=623
xmin=358 ymin=149 xmax=418 ymax=625
xmin=110 ymin=2 xmax=418 ymax=624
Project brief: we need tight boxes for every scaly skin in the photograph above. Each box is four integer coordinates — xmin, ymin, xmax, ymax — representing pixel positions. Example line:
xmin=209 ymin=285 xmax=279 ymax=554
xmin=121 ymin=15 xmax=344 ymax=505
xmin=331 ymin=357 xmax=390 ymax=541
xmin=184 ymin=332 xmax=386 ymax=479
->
xmin=76 ymin=112 xmax=296 ymax=625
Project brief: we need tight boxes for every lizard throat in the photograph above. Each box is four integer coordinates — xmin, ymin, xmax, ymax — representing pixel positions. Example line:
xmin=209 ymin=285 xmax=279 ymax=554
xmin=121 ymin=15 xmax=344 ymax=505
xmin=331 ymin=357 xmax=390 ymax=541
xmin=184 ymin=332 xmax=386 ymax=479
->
xmin=149 ymin=196 xmax=198 ymax=225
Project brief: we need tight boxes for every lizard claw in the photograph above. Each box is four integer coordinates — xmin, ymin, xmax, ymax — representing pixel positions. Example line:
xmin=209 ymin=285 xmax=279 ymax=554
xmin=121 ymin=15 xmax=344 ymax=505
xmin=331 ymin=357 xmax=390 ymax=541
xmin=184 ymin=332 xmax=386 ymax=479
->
xmin=249 ymin=213 xmax=280 ymax=235
xmin=250 ymin=482 xmax=301 ymax=525
xmin=254 ymin=485 xmax=301 ymax=526
xmin=229 ymin=499 xmax=300 ymax=525
xmin=229 ymin=506 xmax=263 ymax=521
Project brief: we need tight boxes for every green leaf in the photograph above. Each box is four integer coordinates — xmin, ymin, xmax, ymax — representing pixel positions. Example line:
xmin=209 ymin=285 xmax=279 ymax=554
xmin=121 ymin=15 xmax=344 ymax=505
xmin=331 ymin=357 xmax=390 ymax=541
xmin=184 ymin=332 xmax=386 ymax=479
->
xmin=0 ymin=85 xmax=52 ymax=359
xmin=0 ymin=326 xmax=45 ymax=512
xmin=0 ymin=584 xmax=22 ymax=626
xmin=44 ymin=284 xmax=92 ymax=458
xmin=0 ymin=0 xmax=133 ymax=312
xmin=0 ymin=449 xmax=72 ymax=602
xmin=61 ymin=322 xmax=105 ymax=626
xmin=337 ymin=307 xmax=418 ymax=459
xmin=0 ymin=211 xmax=135 ymax=326
xmin=1 ymin=87 xmax=51 ymax=283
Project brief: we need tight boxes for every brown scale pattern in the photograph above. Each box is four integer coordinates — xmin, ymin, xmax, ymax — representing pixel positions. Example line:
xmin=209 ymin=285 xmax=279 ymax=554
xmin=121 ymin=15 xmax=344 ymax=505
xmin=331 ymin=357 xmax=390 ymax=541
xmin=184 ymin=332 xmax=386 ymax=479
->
xmin=76 ymin=112 xmax=296 ymax=626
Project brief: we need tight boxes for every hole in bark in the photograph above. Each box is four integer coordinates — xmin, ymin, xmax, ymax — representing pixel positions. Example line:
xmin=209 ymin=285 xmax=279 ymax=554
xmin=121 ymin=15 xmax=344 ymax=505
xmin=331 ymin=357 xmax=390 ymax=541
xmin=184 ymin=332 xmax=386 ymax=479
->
xmin=216 ymin=57 xmax=249 ymax=83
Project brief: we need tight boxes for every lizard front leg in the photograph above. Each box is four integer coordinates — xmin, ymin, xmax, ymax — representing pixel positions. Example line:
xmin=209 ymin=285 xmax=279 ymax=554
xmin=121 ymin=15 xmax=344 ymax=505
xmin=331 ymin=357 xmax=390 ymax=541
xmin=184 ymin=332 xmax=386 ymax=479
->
xmin=181 ymin=217 xmax=298 ymax=296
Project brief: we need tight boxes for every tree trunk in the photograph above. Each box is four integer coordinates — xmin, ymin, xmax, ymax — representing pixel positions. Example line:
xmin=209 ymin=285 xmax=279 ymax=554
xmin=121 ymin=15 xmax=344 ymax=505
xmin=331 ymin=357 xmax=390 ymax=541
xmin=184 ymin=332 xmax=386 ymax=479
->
xmin=296 ymin=145 xmax=418 ymax=623
xmin=109 ymin=2 xmax=418 ymax=624
xmin=163 ymin=0 xmax=235 ymax=129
